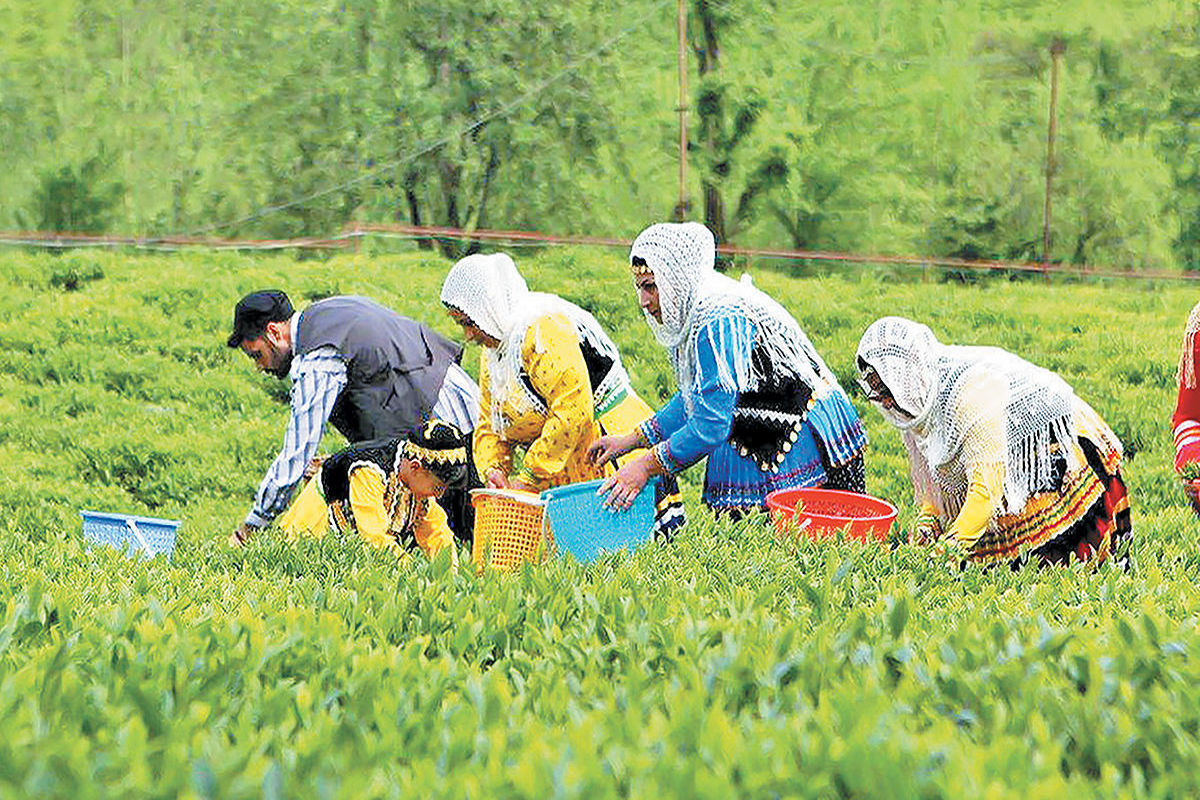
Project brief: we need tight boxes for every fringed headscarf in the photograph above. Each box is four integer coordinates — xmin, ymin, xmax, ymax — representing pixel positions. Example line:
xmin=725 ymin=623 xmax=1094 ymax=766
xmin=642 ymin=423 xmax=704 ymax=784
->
xmin=1178 ymin=300 xmax=1200 ymax=389
xmin=629 ymin=222 xmax=837 ymax=413
xmin=855 ymin=316 xmax=1122 ymax=522
xmin=440 ymin=253 xmax=629 ymax=435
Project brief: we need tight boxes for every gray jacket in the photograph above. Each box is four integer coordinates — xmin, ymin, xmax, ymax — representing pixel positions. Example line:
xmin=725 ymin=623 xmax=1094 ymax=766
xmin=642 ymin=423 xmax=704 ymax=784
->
xmin=295 ymin=296 xmax=463 ymax=442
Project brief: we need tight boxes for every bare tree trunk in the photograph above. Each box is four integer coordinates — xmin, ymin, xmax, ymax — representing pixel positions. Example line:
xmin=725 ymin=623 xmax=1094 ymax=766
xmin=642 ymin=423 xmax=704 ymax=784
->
xmin=437 ymin=155 xmax=462 ymax=259
xmin=704 ymin=184 xmax=725 ymax=244
xmin=696 ymin=0 xmax=719 ymax=73
xmin=694 ymin=0 xmax=727 ymax=245
xmin=402 ymin=175 xmax=432 ymax=251
xmin=460 ymin=143 xmax=500 ymax=257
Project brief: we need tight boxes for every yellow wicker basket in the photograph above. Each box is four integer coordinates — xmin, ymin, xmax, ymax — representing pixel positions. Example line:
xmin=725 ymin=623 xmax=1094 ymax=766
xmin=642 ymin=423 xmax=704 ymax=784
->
xmin=470 ymin=488 xmax=553 ymax=572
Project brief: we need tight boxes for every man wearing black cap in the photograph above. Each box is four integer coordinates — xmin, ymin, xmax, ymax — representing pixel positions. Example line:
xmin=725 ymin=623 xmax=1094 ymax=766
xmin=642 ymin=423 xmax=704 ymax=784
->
xmin=227 ymin=290 xmax=480 ymax=546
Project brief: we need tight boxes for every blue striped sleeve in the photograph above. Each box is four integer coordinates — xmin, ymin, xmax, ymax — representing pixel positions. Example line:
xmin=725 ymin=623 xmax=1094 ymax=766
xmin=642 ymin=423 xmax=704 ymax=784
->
xmin=245 ymin=349 xmax=347 ymax=527
xmin=658 ymin=317 xmax=742 ymax=470
xmin=645 ymin=392 xmax=686 ymax=444
xmin=431 ymin=362 xmax=480 ymax=434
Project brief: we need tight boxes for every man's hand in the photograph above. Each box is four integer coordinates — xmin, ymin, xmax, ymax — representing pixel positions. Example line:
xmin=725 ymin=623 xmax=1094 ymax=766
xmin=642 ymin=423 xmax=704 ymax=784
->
xmin=485 ymin=468 xmax=510 ymax=489
xmin=229 ymin=522 xmax=259 ymax=548
xmin=304 ymin=456 xmax=326 ymax=481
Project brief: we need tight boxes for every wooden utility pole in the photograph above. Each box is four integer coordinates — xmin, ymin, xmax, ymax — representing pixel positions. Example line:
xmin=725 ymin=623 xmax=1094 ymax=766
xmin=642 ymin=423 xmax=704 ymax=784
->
xmin=1042 ymin=37 xmax=1066 ymax=270
xmin=674 ymin=0 xmax=689 ymax=221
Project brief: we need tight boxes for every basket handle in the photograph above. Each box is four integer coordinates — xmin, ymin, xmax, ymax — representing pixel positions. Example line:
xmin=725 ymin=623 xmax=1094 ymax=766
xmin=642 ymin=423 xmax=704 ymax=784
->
xmin=125 ymin=519 xmax=152 ymax=554
xmin=541 ymin=507 xmax=553 ymax=555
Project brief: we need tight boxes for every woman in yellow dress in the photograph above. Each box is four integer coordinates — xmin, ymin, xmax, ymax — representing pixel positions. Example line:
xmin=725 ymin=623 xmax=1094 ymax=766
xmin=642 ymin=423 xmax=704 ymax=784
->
xmin=439 ymin=253 xmax=685 ymax=536
xmin=277 ymin=420 xmax=469 ymax=562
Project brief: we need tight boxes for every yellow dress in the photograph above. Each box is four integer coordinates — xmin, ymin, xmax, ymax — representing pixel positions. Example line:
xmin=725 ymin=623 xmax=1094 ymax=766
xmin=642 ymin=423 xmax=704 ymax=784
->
xmin=474 ymin=314 xmax=606 ymax=491
xmin=919 ymin=385 xmax=1123 ymax=564
xmin=473 ymin=312 xmax=684 ymax=531
xmin=278 ymin=466 xmax=456 ymax=562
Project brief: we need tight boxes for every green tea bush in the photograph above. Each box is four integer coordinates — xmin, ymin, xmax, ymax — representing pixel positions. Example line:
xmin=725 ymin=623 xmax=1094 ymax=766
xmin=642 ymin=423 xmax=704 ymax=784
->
xmin=0 ymin=248 xmax=1197 ymax=796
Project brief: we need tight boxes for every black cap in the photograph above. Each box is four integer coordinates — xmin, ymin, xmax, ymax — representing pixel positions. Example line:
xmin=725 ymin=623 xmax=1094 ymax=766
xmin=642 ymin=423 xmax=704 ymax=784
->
xmin=227 ymin=290 xmax=294 ymax=348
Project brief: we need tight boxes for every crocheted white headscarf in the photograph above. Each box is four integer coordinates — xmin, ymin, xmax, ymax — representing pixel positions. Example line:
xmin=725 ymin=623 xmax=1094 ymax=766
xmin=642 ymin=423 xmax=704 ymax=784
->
xmin=629 ymin=222 xmax=836 ymax=410
xmin=1178 ymin=300 xmax=1200 ymax=389
xmin=441 ymin=253 xmax=628 ymax=434
xmin=853 ymin=316 xmax=941 ymax=432
xmin=855 ymin=316 xmax=1120 ymax=521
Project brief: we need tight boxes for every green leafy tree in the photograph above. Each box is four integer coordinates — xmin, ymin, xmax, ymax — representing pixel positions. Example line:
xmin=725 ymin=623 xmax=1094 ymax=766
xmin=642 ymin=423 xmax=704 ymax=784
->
xmin=352 ymin=0 xmax=620 ymax=258
xmin=1 ymin=0 xmax=1198 ymax=272
xmin=1154 ymin=12 xmax=1200 ymax=269
xmin=29 ymin=151 xmax=126 ymax=234
xmin=686 ymin=0 xmax=785 ymax=248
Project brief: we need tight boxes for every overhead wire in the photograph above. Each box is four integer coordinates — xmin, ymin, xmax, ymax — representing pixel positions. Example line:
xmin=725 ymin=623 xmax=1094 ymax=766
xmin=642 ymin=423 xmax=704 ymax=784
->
xmin=5 ymin=2 xmax=1193 ymax=278
xmin=3 ymin=224 xmax=1197 ymax=282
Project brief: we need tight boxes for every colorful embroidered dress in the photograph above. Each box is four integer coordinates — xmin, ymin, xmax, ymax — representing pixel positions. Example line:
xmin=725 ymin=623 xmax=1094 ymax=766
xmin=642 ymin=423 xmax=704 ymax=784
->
xmin=1174 ymin=301 xmax=1200 ymax=471
xmin=630 ymin=222 xmax=867 ymax=512
xmin=1172 ymin=301 xmax=1200 ymax=513
xmin=856 ymin=316 xmax=1131 ymax=567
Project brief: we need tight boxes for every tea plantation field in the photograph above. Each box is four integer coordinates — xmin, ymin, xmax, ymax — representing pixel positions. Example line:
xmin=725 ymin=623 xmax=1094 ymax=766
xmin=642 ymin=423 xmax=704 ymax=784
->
xmin=1 ymin=248 xmax=1199 ymax=797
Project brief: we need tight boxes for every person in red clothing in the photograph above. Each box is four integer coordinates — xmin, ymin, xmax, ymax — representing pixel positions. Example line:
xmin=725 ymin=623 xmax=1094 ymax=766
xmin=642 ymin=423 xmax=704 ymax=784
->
xmin=1173 ymin=301 xmax=1200 ymax=513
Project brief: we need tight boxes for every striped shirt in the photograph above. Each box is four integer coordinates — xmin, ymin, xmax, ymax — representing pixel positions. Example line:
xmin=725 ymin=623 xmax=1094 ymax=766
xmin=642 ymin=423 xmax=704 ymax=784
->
xmin=432 ymin=362 xmax=481 ymax=434
xmin=245 ymin=345 xmax=347 ymax=528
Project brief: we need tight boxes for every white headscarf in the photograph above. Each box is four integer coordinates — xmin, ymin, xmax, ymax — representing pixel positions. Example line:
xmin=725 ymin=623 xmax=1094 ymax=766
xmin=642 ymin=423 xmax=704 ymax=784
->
xmin=440 ymin=253 xmax=527 ymax=343
xmin=1178 ymin=300 xmax=1200 ymax=389
xmin=852 ymin=317 xmax=941 ymax=432
xmin=855 ymin=316 xmax=1121 ymax=520
xmin=629 ymin=222 xmax=837 ymax=410
xmin=441 ymin=253 xmax=628 ymax=434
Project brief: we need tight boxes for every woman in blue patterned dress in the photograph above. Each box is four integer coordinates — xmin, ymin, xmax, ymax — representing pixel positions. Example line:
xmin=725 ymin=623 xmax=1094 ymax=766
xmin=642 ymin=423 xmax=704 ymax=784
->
xmin=590 ymin=222 xmax=867 ymax=515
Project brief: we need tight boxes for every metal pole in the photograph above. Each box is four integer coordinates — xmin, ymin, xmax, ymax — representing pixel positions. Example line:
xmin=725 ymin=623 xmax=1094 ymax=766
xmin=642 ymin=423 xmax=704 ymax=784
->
xmin=1042 ymin=38 xmax=1065 ymax=270
xmin=676 ymin=0 xmax=689 ymax=221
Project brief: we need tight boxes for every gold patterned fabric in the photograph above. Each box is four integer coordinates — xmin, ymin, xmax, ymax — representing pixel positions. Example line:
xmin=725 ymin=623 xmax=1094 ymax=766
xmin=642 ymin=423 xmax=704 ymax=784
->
xmin=951 ymin=401 xmax=1127 ymax=565
xmin=967 ymin=443 xmax=1108 ymax=564
xmin=474 ymin=314 xmax=603 ymax=491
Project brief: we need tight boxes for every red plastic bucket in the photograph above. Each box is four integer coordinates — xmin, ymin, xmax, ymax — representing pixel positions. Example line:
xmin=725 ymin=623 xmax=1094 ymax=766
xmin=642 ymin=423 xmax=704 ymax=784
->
xmin=765 ymin=487 xmax=897 ymax=543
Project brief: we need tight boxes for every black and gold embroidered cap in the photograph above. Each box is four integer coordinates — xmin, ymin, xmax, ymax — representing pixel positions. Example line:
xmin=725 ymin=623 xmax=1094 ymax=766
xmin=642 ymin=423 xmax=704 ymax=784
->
xmin=402 ymin=420 xmax=470 ymax=487
xmin=227 ymin=290 xmax=294 ymax=348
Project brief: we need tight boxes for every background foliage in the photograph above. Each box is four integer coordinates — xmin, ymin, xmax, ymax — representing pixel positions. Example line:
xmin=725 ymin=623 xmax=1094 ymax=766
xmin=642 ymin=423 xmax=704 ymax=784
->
xmin=0 ymin=247 xmax=1198 ymax=795
xmin=0 ymin=0 xmax=1197 ymax=267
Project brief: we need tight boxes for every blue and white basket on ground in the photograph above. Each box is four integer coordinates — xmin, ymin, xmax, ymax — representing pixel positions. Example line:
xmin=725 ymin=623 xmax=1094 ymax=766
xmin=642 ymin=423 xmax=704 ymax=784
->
xmin=80 ymin=511 xmax=180 ymax=560
xmin=540 ymin=478 xmax=657 ymax=564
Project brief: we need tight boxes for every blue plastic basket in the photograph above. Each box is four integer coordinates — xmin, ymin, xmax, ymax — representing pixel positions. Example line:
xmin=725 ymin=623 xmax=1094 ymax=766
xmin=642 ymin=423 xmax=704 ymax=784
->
xmin=540 ymin=478 xmax=657 ymax=564
xmin=80 ymin=511 xmax=180 ymax=560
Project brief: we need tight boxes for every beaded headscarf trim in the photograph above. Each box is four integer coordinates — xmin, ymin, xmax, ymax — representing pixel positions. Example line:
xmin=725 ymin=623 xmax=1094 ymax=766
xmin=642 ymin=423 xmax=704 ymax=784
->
xmin=399 ymin=420 xmax=468 ymax=466
xmin=401 ymin=441 xmax=467 ymax=465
